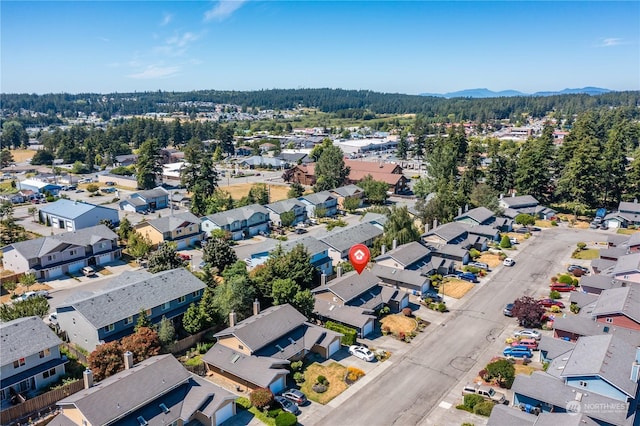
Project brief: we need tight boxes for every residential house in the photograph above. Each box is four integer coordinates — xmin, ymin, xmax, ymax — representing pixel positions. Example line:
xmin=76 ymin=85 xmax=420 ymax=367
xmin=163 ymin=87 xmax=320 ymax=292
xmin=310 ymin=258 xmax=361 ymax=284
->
xmin=265 ymin=198 xmax=307 ymax=227
xmin=552 ymin=316 xmax=609 ymax=342
xmin=0 ymin=191 xmax=25 ymax=204
xmin=1 ymin=225 xmax=121 ymax=280
xmin=119 ymin=186 xmax=169 ymax=212
xmin=312 ymin=269 xmax=409 ymax=337
xmin=114 ymin=154 xmax=138 ymax=167
xmin=38 ymin=199 xmax=120 ymax=231
xmin=610 ymin=253 xmax=640 ymax=283
xmin=51 ymin=354 xmax=237 ymax=426
xmin=160 ymin=148 xmax=184 ymax=164
xmin=487 ymin=403 xmax=598 ymax=426
xmin=283 ymin=164 xmax=315 ymax=186
xmin=281 ymin=236 xmax=333 ymax=276
xmin=579 ymin=274 xmax=623 ymax=294
xmin=0 ymin=317 xmax=67 ymax=407
xmin=608 ymin=234 xmax=631 ymax=248
xmin=374 ymin=241 xmax=455 ymax=277
xmin=453 ymin=206 xmax=513 ymax=232
xmin=298 ymin=191 xmax=338 ymax=218
xmin=55 ymin=269 xmax=205 ymax=351
xmin=134 ymin=212 xmax=203 ymax=249
xmin=605 ymin=201 xmax=640 ymax=228
xmin=421 ymin=222 xmax=499 ymax=253
xmin=239 ymin=156 xmax=285 ymax=169
xmin=276 ymin=152 xmax=311 ymax=167
xmin=202 ymin=304 xmax=342 ymax=393
xmin=628 ymin=232 xmax=640 ymax=253
xmin=591 ymin=286 xmax=640 ymax=331
xmin=330 ymin=184 xmax=364 ymax=211
xmin=201 ymin=204 xmax=270 ymax=240
xmin=370 ymin=264 xmax=432 ymax=296
xmin=499 ymin=194 xmax=556 ymax=220
xmin=17 ymin=179 xmax=61 ymax=195
xmin=320 ymin=222 xmax=383 ymax=265
xmin=537 ymin=335 xmax=576 ymax=364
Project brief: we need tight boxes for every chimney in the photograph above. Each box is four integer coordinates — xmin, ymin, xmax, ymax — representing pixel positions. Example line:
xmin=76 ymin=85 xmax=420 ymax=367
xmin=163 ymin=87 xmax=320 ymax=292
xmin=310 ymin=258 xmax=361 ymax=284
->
xmin=381 ymin=245 xmax=386 ymax=255
xmin=465 ymin=204 xmax=469 ymax=213
xmin=123 ymin=351 xmax=134 ymax=370
xmin=392 ymin=239 xmax=397 ymax=250
xmin=321 ymin=273 xmax=326 ymax=286
xmin=424 ymin=223 xmax=429 ymax=233
xmin=83 ymin=368 xmax=94 ymax=389
xmin=229 ymin=311 xmax=237 ymax=327
xmin=433 ymin=219 xmax=438 ymax=230
xmin=337 ymin=266 xmax=343 ymax=278
xmin=253 ymin=299 xmax=260 ymax=316
xmin=458 ymin=206 xmax=462 ymax=217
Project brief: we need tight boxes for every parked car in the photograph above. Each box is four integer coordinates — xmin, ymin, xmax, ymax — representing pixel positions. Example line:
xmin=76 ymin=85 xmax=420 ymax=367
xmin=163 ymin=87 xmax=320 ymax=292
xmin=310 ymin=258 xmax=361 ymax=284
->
xmin=503 ymin=346 xmax=533 ymax=358
xmin=295 ymin=228 xmax=308 ymax=234
xmin=567 ymin=265 xmax=589 ymax=274
xmin=503 ymin=258 xmax=515 ymax=267
xmin=348 ymin=345 xmax=375 ymax=362
xmin=511 ymin=338 xmax=538 ymax=351
xmin=514 ymin=329 xmax=542 ymax=340
xmin=456 ymin=271 xmax=479 ymax=283
xmin=468 ymin=261 xmax=489 ymax=270
xmin=82 ymin=266 xmax=96 ymax=277
xmin=550 ymin=283 xmax=576 ymax=292
xmin=178 ymin=253 xmax=191 ymax=261
xmin=599 ymin=223 xmax=609 ymax=230
xmin=105 ymin=181 xmax=116 ymax=186
xmin=515 ymin=227 xmax=530 ymax=234
xmin=47 ymin=312 xmax=58 ymax=325
xmin=282 ymin=389 xmax=308 ymax=406
xmin=461 ymin=383 xmax=506 ymax=404
xmin=424 ymin=292 xmax=443 ymax=302
xmin=503 ymin=303 xmax=514 ymax=317
xmin=509 ymin=237 xmax=518 ymax=245
xmin=537 ymin=298 xmax=565 ymax=308
xmin=274 ymin=396 xmax=300 ymax=415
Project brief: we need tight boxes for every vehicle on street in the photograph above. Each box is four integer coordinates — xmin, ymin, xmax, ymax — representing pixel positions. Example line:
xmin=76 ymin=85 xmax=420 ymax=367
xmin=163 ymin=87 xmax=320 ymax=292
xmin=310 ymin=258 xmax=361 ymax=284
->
xmin=503 ymin=303 xmax=514 ymax=317
xmin=511 ymin=338 xmax=538 ymax=351
xmin=348 ymin=345 xmax=375 ymax=362
xmin=567 ymin=265 xmax=589 ymax=274
xmin=282 ymin=389 xmax=308 ymax=406
xmin=82 ymin=266 xmax=96 ymax=277
xmin=295 ymin=228 xmax=308 ymax=234
xmin=514 ymin=329 xmax=542 ymax=340
xmin=537 ymin=299 xmax=565 ymax=308
xmin=550 ymin=283 xmax=576 ymax=292
xmin=503 ymin=258 xmax=515 ymax=267
xmin=503 ymin=346 xmax=533 ymax=358
xmin=274 ymin=396 xmax=300 ymax=415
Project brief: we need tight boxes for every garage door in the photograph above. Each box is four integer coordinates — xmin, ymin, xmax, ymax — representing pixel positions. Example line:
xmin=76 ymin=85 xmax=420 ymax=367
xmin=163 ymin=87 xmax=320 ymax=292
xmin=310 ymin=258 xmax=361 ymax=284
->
xmin=607 ymin=220 xmax=619 ymax=229
xmin=48 ymin=266 xmax=63 ymax=279
xmin=176 ymin=240 xmax=187 ymax=250
xmin=96 ymin=254 xmax=112 ymax=265
xmin=68 ymin=261 xmax=84 ymax=273
xmin=362 ymin=321 xmax=374 ymax=337
xmin=269 ymin=377 xmax=285 ymax=394
xmin=399 ymin=297 xmax=409 ymax=310
xmin=328 ymin=340 xmax=340 ymax=357
xmin=422 ymin=283 xmax=430 ymax=295
xmin=215 ymin=402 xmax=234 ymax=426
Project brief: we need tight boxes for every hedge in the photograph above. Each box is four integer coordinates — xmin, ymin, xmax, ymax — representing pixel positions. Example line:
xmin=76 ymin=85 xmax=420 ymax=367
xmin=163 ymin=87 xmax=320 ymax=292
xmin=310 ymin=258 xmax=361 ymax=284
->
xmin=325 ymin=321 xmax=357 ymax=346
xmin=275 ymin=412 xmax=297 ymax=426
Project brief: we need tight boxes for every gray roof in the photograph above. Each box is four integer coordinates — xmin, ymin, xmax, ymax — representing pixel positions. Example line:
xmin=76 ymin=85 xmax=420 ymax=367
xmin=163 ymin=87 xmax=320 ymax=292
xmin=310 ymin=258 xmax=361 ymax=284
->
xmin=214 ymin=304 xmax=307 ymax=353
xmin=454 ymin=206 xmax=495 ymax=224
xmin=538 ymin=335 xmax=575 ymax=360
xmin=121 ymin=197 xmax=147 ymax=207
xmin=313 ymin=299 xmax=375 ymax=329
xmin=612 ymin=253 xmax=640 ymax=275
xmin=38 ymin=199 xmax=118 ymax=220
xmin=590 ymin=258 xmax=616 ymax=272
xmin=0 ymin=316 xmax=63 ymax=367
xmin=374 ymin=241 xmax=432 ymax=268
xmin=281 ymin=236 xmax=330 ymax=257
xmin=299 ymin=190 xmax=336 ymax=205
xmin=500 ymin=194 xmax=539 ymax=208
xmin=265 ymin=198 xmax=306 ymax=215
xmin=427 ymin=243 xmax=469 ymax=259
xmin=370 ymin=264 xmax=430 ymax=288
xmin=592 ymin=286 xmax=640 ymax=322
xmin=320 ymin=222 xmax=383 ymax=252
xmin=619 ymin=201 xmax=640 ymax=214
xmin=552 ymin=315 xmax=608 ymax=338
xmin=330 ymin=184 xmax=363 ymax=198
xmin=312 ymin=269 xmax=380 ymax=302
xmin=579 ymin=274 xmax=619 ymax=292
xmin=202 ymin=344 xmax=289 ymax=388
xmin=487 ymin=404 xmax=536 ymax=426
xmin=135 ymin=186 xmax=169 ymax=200
xmin=422 ymin=222 xmax=466 ymax=242
xmin=141 ymin=211 xmax=201 ymax=233
xmin=607 ymin=234 xmax=631 ymax=247
xmin=569 ymin=291 xmax=599 ymax=308
xmin=628 ymin=232 xmax=640 ymax=247
xmin=534 ymin=412 xmax=599 ymax=426
xmin=277 ymin=152 xmax=309 ymax=163
xmin=58 ymin=268 xmax=205 ymax=329
xmin=561 ymin=334 xmax=637 ymax=398
xmin=4 ymin=225 xmax=117 ymax=259
xmin=599 ymin=247 xmax=629 ymax=260
xmin=361 ymin=212 xmax=388 ymax=226
xmin=203 ymin=204 xmax=269 ymax=226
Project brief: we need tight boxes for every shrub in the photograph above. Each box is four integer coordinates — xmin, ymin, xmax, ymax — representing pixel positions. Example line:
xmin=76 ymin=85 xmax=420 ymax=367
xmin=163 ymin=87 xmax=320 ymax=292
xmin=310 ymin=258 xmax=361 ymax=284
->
xmin=290 ymin=360 xmax=303 ymax=372
xmin=325 ymin=321 xmax=357 ymax=346
xmin=463 ymin=394 xmax=485 ymax=409
xmin=550 ymin=276 xmax=558 ymax=283
xmin=577 ymin=242 xmax=587 ymax=250
xmin=236 ymin=397 xmax=252 ymax=409
xmin=572 ymin=278 xmax=579 ymax=287
xmin=478 ymin=369 xmax=487 ymax=380
xmin=485 ymin=358 xmax=516 ymax=388
xmin=456 ymin=404 xmax=473 ymax=412
xmin=469 ymin=248 xmax=481 ymax=259
xmin=551 ymin=220 xmax=558 ymax=226
xmin=398 ymin=331 xmax=406 ymax=341
xmin=317 ymin=375 xmax=329 ymax=386
xmin=549 ymin=290 xmax=561 ymax=300
xmin=499 ymin=235 xmax=512 ymax=249
xmin=402 ymin=307 xmax=413 ymax=317
xmin=437 ymin=302 xmax=447 ymax=313
xmin=570 ymin=304 xmax=581 ymax=314
xmin=378 ymin=306 xmax=391 ymax=317
xmin=550 ymin=305 xmax=561 ymax=314
xmin=381 ymin=325 xmax=391 ymax=335
xmin=268 ymin=408 xmax=283 ymax=418
xmin=558 ymin=274 xmax=573 ymax=284
xmin=473 ymin=401 xmax=495 ymax=417
xmin=293 ymin=372 xmax=305 ymax=384
xmin=275 ymin=412 xmax=298 ymax=426
xmin=464 ymin=266 xmax=480 ymax=274
xmin=249 ymin=388 xmax=274 ymax=409
xmin=346 ymin=366 xmax=365 ymax=382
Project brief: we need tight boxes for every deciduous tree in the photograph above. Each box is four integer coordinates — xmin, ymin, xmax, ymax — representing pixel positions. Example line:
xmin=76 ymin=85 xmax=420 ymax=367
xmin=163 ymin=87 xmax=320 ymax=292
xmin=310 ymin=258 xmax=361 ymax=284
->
xmin=313 ymin=145 xmax=349 ymax=191
xmin=88 ymin=341 xmax=123 ymax=381
xmin=203 ymin=238 xmax=238 ymax=273
xmin=147 ymin=242 xmax=186 ymax=273
xmin=121 ymin=326 xmax=161 ymax=363
xmin=511 ymin=296 xmax=546 ymax=328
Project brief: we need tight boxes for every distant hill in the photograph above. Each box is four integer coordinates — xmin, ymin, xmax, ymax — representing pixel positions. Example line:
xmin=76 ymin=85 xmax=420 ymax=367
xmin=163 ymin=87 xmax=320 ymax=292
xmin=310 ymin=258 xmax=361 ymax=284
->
xmin=421 ymin=87 xmax=612 ymax=99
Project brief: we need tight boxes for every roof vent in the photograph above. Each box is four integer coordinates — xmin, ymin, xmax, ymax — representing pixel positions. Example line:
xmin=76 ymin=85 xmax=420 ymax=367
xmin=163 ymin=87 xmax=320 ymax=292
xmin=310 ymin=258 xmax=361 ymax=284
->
xmin=276 ymin=344 xmax=284 ymax=352
xmin=137 ymin=416 xmax=148 ymax=426
xmin=159 ymin=403 xmax=170 ymax=414
xmin=575 ymin=392 xmax=583 ymax=401
xmin=288 ymin=337 xmax=295 ymax=345
xmin=231 ymin=354 xmax=240 ymax=364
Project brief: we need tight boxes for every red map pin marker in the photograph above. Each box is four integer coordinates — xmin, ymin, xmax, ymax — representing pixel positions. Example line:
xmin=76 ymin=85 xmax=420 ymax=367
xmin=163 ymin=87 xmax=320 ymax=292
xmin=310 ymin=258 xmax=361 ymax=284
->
xmin=349 ymin=244 xmax=370 ymax=275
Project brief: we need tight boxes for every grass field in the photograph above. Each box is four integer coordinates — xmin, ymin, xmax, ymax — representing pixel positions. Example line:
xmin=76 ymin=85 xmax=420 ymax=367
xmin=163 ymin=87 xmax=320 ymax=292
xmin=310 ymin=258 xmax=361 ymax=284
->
xmin=380 ymin=314 xmax=417 ymax=334
xmin=477 ymin=253 xmax=503 ymax=268
xmin=440 ymin=279 xmax=476 ymax=299
xmin=300 ymin=362 xmax=349 ymax=405
xmin=617 ymin=228 xmax=640 ymax=235
xmin=220 ymin=183 xmax=291 ymax=202
xmin=572 ymin=248 xmax=600 ymax=260
xmin=7 ymin=149 xmax=36 ymax=162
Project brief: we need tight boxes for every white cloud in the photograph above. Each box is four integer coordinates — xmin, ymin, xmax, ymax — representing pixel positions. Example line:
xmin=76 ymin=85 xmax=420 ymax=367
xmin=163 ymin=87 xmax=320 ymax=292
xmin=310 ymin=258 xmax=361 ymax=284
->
xmin=597 ymin=37 xmax=623 ymax=47
xmin=167 ymin=32 xmax=199 ymax=48
xmin=204 ymin=0 xmax=248 ymax=21
xmin=127 ymin=65 xmax=180 ymax=79
xmin=161 ymin=13 xmax=173 ymax=26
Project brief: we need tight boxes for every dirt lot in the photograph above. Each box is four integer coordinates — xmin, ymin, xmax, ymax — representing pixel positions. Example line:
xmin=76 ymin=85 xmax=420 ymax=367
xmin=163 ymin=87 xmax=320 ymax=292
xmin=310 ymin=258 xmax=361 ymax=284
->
xmin=440 ymin=279 xmax=475 ymax=299
xmin=477 ymin=253 xmax=503 ymax=268
xmin=221 ymin=183 xmax=291 ymax=202
xmin=8 ymin=149 xmax=36 ymax=162
xmin=380 ymin=314 xmax=417 ymax=334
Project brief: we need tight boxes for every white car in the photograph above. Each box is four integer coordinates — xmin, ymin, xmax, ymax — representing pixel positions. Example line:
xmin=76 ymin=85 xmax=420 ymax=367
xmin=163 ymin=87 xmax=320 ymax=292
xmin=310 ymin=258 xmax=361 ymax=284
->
xmin=503 ymin=258 xmax=515 ymax=267
xmin=514 ymin=329 xmax=542 ymax=340
xmin=348 ymin=345 xmax=375 ymax=362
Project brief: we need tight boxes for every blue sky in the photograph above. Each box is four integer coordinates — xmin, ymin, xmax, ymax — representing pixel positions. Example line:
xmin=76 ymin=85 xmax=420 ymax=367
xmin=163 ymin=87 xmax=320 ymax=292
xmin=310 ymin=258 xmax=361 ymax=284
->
xmin=2 ymin=1 xmax=639 ymax=95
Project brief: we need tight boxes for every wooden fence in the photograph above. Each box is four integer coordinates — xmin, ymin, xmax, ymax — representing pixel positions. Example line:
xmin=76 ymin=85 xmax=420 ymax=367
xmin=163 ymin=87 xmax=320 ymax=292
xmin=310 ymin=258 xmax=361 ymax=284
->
xmin=167 ymin=326 xmax=219 ymax=355
xmin=0 ymin=380 xmax=84 ymax=425
xmin=60 ymin=342 xmax=88 ymax=365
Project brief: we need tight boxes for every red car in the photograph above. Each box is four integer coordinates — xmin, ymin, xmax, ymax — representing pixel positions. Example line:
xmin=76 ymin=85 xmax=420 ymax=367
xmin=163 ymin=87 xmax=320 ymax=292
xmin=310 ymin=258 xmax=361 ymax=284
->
xmin=538 ymin=298 xmax=565 ymax=308
xmin=550 ymin=284 xmax=576 ymax=292
xmin=178 ymin=253 xmax=191 ymax=261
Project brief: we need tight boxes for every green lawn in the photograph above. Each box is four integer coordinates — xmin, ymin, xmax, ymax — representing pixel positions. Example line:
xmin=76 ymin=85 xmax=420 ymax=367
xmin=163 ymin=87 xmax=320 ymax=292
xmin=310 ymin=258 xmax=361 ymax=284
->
xmin=617 ymin=228 xmax=639 ymax=235
xmin=572 ymin=249 xmax=600 ymax=260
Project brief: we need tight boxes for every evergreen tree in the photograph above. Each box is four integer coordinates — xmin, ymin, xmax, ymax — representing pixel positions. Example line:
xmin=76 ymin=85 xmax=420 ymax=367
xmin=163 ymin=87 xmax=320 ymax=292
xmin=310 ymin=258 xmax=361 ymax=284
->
xmin=313 ymin=145 xmax=349 ymax=191
xmin=147 ymin=242 xmax=187 ymax=273
xmin=136 ymin=138 xmax=163 ymax=189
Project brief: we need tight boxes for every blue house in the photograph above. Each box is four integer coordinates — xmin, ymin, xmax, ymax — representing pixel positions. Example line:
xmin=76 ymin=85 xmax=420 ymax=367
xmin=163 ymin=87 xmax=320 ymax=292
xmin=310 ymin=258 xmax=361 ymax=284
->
xmin=298 ymin=191 xmax=338 ymax=218
xmin=55 ymin=268 xmax=205 ymax=352
xmin=119 ymin=186 xmax=169 ymax=212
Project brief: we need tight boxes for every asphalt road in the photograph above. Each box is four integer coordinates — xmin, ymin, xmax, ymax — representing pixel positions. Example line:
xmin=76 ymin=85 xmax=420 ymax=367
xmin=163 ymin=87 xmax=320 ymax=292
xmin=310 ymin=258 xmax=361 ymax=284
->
xmin=310 ymin=227 xmax=601 ymax=426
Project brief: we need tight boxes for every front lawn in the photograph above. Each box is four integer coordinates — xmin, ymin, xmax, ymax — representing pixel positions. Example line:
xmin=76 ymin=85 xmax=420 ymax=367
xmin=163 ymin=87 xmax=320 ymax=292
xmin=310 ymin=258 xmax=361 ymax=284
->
xmin=617 ymin=228 xmax=640 ymax=235
xmin=477 ymin=253 xmax=503 ymax=268
xmin=300 ymin=362 xmax=348 ymax=404
xmin=380 ymin=314 xmax=417 ymax=335
xmin=439 ymin=279 xmax=475 ymax=299
xmin=572 ymin=249 xmax=600 ymax=260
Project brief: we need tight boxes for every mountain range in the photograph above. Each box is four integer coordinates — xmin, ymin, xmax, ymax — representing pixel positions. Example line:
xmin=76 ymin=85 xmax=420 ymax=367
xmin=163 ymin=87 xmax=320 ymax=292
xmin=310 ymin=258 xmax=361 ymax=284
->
xmin=419 ymin=87 xmax=612 ymax=99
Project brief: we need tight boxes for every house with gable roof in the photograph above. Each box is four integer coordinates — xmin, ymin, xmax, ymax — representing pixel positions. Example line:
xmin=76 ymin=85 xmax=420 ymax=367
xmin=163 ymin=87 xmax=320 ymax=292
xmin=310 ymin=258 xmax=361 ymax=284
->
xmin=591 ymin=286 xmax=640 ymax=331
xmin=330 ymin=184 xmax=364 ymax=211
xmin=298 ymin=190 xmax=338 ymax=218
xmin=374 ymin=240 xmax=455 ymax=277
xmin=38 ymin=199 xmax=120 ymax=231
xmin=265 ymin=198 xmax=308 ymax=227
xmin=320 ymin=222 xmax=383 ymax=265
xmin=370 ymin=263 xmax=433 ymax=296
xmin=421 ymin=222 xmax=499 ymax=252
xmin=0 ymin=317 xmax=67 ymax=408
xmin=134 ymin=211 xmax=203 ymax=249
xmin=498 ymin=194 xmax=556 ymax=220
xmin=280 ymin=236 xmax=333 ymax=276
xmin=1 ymin=225 xmax=120 ymax=280
xmin=609 ymin=253 xmax=640 ymax=283
xmin=605 ymin=200 xmax=640 ymax=229
xmin=55 ymin=269 xmax=205 ymax=351
xmin=454 ymin=206 xmax=513 ymax=232
xmin=50 ymin=354 xmax=237 ymax=426
xmin=201 ymin=204 xmax=270 ymax=240
xmin=119 ymin=186 xmax=169 ymax=212
xmin=202 ymin=303 xmax=342 ymax=394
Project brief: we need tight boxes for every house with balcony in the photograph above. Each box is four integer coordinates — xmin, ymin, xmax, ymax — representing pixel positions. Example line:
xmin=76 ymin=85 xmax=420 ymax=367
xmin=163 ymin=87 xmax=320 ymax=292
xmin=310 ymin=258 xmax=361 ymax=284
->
xmin=119 ymin=186 xmax=169 ymax=212
xmin=320 ymin=222 xmax=383 ymax=265
xmin=1 ymin=225 xmax=121 ymax=280
xmin=298 ymin=191 xmax=338 ymax=218
xmin=38 ymin=199 xmax=120 ymax=231
xmin=0 ymin=317 xmax=67 ymax=408
xmin=50 ymin=354 xmax=237 ymax=426
xmin=55 ymin=268 xmax=205 ymax=351
xmin=265 ymin=198 xmax=307 ymax=227
xmin=201 ymin=204 xmax=270 ymax=240
xmin=202 ymin=303 xmax=342 ymax=394
xmin=134 ymin=212 xmax=203 ymax=250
